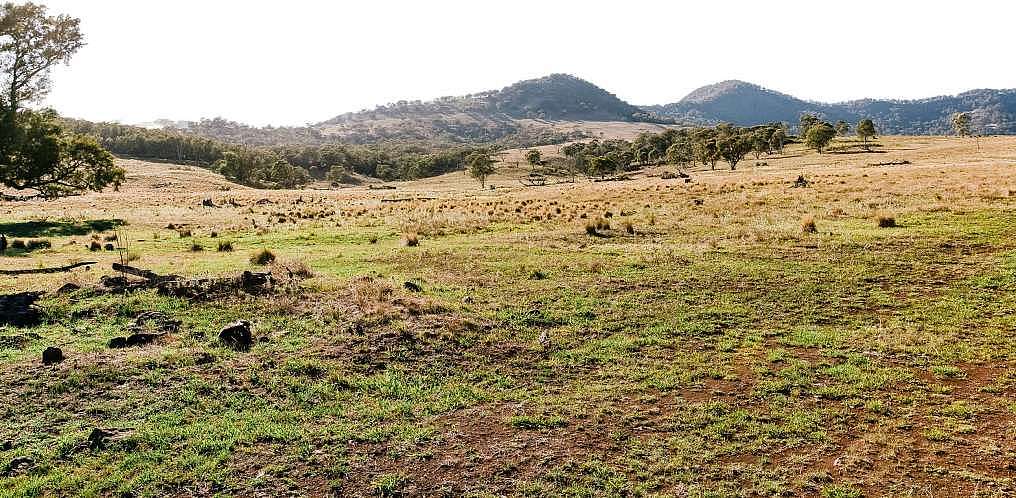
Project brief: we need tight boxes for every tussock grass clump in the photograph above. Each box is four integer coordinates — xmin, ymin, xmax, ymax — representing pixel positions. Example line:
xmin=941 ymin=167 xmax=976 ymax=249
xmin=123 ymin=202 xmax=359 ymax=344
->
xmin=178 ymin=229 xmax=192 ymax=238
xmin=584 ymin=220 xmax=599 ymax=236
xmin=621 ymin=220 xmax=635 ymax=235
xmin=350 ymin=275 xmax=394 ymax=314
xmin=273 ymin=259 xmax=314 ymax=279
xmin=189 ymin=242 xmax=204 ymax=252
xmin=217 ymin=240 xmax=234 ymax=252
xmin=874 ymin=212 xmax=896 ymax=228
xmin=801 ymin=215 xmax=817 ymax=234
xmin=402 ymin=232 xmax=419 ymax=247
xmin=249 ymin=248 xmax=276 ymax=265
xmin=88 ymin=240 xmax=101 ymax=251
xmin=126 ymin=251 xmax=141 ymax=262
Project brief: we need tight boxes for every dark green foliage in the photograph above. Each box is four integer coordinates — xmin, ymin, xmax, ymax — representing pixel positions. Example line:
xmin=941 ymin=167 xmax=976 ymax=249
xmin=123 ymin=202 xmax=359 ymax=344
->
xmin=0 ymin=3 xmax=124 ymax=199
xmin=856 ymin=119 xmax=877 ymax=150
xmin=466 ymin=151 xmax=495 ymax=188
xmin=805 ymin=122 xmax=837 ymax=153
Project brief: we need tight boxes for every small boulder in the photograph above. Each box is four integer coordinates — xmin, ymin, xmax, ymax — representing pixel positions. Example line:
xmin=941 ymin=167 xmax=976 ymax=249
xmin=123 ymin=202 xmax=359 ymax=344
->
xmin=42 ymin=346 xmax=63 ymax=365
xmin=219 ymin=320 xmax=252 ymax=350
xmin=56 ymin=282 xmax=81 ymax=294
xmin=3 ymin=456 xmax=34 ymax=477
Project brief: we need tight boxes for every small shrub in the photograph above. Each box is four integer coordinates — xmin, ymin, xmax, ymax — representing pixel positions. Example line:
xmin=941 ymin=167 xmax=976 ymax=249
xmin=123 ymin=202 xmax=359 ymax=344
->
xmin=529 ymin=270 xmax=547 ymax=280
xmin=584 ymin=220 xmax=598 ymax=236
xmin=801 ymin=215 xmax=817 ymax=234
xmin=621 ymin=220 xmax=635 ymax=235
xmin=875 ymin=212 xmax=896 ymax=228
xmin=250 ymin=248 xmax=276 ymax=265
xmin=178 ymin=229 xmax=192 ymax=238
xmin=126 ymin=251 xmax=141 ymax=262
xmin=89 ymin=240 xmax=101 ymax=251
xmin=217 ymin=240 xmax=234 ymax=252
xmin=368 ymin=235 xmax=379 ymax=244
xmin=189 ymin=243 xmax=204 ymax=252
xmin=209 ymin=231 xmax=218 ymax=238
xmin=402 ymin=232 xmax=419 ymax=247
xmin=103 ymin=233 xmax=118 ymax=242
xmin=10 ymin=239 xmax=26 ymax=249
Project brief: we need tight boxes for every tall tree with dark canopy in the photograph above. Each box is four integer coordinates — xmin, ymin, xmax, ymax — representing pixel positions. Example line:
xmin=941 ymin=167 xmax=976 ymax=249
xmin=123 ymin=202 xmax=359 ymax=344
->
xmin=805 ymin=122 xmax=836 ymax=153
xmin=856 ymin=118 xmax=877 ymax=151
xmin=0 ymin=2 xmax=123 ymax=198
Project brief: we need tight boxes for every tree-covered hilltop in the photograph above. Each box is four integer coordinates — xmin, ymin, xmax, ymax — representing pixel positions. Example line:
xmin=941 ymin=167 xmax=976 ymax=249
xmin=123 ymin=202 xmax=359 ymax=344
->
xmin=648 ymin=80 xmax=1016 ymax=135
xmin=314 ymin=74 xmax=672 ymax=144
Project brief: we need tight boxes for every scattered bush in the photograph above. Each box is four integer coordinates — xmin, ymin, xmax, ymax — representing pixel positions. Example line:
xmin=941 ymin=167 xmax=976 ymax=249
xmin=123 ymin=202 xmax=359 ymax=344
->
xmin=402 ymin=232 xmax=419 ymax=247
xmin=189 ymin=242 xmax=204 ymax=252
xmin=621 ymin=220 xmax=635 ymax=235
xmin=89 ymin=240 xmax=101 ymax=251
xmin=250 ymin=248 xmax=276 ymax=265
xmin=584 ymin=220 xmax=599 ymax=235
xmin=126 ymin=251 xmax=141 ymax=262
xmin=529 ymin=270 xmax=548 ymax=280
xmin=178 ymin=229 xmax=192 ymax=238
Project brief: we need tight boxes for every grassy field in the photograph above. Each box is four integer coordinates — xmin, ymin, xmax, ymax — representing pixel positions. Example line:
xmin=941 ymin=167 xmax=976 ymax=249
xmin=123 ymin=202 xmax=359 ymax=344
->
xmin=1 ymin=136 xmax=1015 ymax=497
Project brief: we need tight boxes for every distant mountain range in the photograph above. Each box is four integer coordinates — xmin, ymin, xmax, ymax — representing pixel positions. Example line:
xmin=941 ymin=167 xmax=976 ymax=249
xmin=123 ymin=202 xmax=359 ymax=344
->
xmin=150 ymin=74 xmax=1016 ymax=146
xmin=645 ymin=80 xmax=1016 ymax=134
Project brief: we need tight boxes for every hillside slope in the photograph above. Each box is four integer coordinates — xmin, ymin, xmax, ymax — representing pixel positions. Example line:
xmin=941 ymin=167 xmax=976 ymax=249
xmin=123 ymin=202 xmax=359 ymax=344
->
xmin=315 ymin=74 xmax=666 ymax=144
xmin=650 ymin=80 xmax=1016 ymax=134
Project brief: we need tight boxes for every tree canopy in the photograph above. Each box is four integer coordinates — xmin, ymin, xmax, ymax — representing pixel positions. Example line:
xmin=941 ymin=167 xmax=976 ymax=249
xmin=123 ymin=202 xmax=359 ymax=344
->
xmin=805 ymin=122 xmax=836 ymax=153
xmin=0 ymin=2 xmax=123 ymax=198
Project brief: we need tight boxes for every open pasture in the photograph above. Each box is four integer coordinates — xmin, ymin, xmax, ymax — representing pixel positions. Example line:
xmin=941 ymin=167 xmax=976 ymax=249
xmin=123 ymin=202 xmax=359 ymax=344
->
xmin=2 ymin=136 xmax=1016 ymax=497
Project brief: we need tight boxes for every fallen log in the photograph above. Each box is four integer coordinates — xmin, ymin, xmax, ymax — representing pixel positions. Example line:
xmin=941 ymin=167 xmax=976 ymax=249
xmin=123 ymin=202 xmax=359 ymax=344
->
xmin=0 ymin=261 xmax=97 ymax=275
xmin=111 ymin=263 xmax=176 ymax=282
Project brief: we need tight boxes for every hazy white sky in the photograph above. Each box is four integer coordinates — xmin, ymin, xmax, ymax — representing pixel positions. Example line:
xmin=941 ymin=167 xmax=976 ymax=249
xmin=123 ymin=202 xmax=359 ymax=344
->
xmin=37 ymin=0 xmax=1015 ymax=126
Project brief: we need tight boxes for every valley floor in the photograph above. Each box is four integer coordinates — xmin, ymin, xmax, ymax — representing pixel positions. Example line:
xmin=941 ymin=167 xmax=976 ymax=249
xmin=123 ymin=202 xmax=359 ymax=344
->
xmin=2 ymin=136 xmax=1015 ymax=497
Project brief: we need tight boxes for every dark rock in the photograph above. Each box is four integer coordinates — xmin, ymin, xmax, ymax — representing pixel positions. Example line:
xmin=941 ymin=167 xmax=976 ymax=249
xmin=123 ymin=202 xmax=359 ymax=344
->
xmin=87 ymin=428 xmax=131 ymax=451
xmin=3 ymin=456 xmax=34 ymax=477
xmin=108 ymin=333 xmax=162 ymax=349
xmin=56 ymin=282 xmax=81 ymax=294
xmin=0 ymin=292 xmax=44 ymax=327
xmin=403 ymin=281 xmax=423 ymax=292
xmin=219 ymin=320 xmax=252 ymax=350
xmin=42 ymin=346 xmax=63 ymax=365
